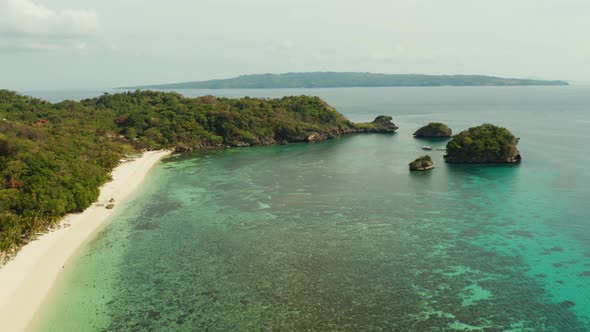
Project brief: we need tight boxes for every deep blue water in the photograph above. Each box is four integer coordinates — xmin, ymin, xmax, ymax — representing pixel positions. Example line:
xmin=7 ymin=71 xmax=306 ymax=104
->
xmin=29 ymin=86 xmax=590 ymax=331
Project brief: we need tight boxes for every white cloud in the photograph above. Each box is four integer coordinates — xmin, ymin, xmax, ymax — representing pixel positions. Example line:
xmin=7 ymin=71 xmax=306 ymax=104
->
xmin=0 ymin=0 xmax=100 ymax=51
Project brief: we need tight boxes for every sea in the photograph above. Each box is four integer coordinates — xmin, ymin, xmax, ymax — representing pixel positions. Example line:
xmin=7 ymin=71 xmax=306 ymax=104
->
xmin=24 ymin=86 xmax=590 ymax=331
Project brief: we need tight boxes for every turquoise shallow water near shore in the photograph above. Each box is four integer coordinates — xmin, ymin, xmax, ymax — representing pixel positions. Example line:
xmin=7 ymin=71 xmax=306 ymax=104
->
xmin=33 ymin=87 xmax=590 ymax=331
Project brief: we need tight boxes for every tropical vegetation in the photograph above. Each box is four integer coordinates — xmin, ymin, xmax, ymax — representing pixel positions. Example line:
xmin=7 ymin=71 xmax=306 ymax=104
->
xmin=0 ymin=90 xmax=396 ymax=257
xmin=444 ymin=124 xmax=521 ymax=163
xmin=413 ymin=122 xmax=452 ymax=137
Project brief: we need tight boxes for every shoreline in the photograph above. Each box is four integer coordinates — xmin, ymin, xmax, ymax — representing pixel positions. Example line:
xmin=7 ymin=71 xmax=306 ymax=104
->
xmin=0 ymin=149 xmax=172 ymax=332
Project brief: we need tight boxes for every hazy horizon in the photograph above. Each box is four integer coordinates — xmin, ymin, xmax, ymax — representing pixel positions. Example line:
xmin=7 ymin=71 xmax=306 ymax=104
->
xmin=1 ymin=0 xmax=589 ymax=89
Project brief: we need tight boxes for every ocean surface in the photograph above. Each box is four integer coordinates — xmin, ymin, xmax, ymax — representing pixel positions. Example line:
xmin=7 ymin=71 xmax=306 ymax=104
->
xmin=28 ymin=86 xmax=590 ymax=331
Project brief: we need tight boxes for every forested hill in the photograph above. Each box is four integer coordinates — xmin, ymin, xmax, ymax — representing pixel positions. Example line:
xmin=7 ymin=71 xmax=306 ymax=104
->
xmin=122 ymin=72 xmax=569 ymax=89
xmin=0 ymin=90 xmax=396 ymax=257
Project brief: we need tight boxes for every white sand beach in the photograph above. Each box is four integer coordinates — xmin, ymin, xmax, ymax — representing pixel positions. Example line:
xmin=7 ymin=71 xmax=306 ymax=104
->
xmin=0 ymin=149 xmax=172 ymax=332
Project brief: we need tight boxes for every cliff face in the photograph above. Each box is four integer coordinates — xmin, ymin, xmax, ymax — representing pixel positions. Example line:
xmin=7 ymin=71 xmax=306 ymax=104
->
xmin=414 ymin=122 xmax=452 ymax=137
xmin=444 ymin=124 xmax=521 ymax=163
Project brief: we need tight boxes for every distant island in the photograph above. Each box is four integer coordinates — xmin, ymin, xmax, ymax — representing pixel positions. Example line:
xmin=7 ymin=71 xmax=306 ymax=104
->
xmin=0 ymin=90 xmax=396 ymax=256
xmin=121 ymin=72 xmax=569 ymax=90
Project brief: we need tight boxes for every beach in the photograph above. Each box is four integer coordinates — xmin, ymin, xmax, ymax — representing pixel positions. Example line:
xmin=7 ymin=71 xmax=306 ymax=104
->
xmin=12 ymin=87 xmax=590 ymax=331
xmin=0 ymin=149 xmax=172 ymax=332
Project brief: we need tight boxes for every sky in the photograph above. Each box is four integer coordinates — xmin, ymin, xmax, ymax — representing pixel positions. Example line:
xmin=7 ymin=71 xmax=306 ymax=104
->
xmin=0 ymin=0 xmax=589 ymax=89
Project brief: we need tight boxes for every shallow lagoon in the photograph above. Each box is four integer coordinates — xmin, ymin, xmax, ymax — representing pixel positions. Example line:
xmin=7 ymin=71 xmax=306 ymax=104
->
xmin=35 ymin=86 xmax=590 ymax=331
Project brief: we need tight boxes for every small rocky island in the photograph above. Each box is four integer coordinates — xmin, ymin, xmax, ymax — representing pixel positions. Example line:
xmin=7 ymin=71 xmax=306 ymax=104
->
xmin=444 ymin=124 xmax=521 ymax=163
xmin=353 ymin=115 xmax=399 ymax=133
xmin=409 ymin=155 xmax=434 ymax=171
xmin=414 ymin=122 xmax=452 ymax=137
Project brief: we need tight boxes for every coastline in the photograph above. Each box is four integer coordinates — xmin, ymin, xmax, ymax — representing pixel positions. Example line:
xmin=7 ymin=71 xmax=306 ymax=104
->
xmin=0 ymin=149 xmax=172 ymax=332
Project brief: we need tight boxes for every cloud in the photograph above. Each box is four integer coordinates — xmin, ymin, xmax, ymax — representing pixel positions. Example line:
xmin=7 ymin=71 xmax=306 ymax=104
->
xmin=0 ymin=0 xmax=100 ymax=51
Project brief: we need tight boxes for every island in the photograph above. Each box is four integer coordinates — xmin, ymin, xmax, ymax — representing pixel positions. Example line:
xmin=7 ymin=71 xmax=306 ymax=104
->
xmin=121 ymin=72 xmax=569 ymax=90
xmin=444 ymin=124 xmax=521 ymax=163
xmin=353 ymin=115 xmax=399 ymax=133
xmin=413 ymin=122 xmax=452 ymax=137
xmin=409 ymin=155 xmax=434 ymax=171
xmin=0 ymin=90 xmax=396 ymax=256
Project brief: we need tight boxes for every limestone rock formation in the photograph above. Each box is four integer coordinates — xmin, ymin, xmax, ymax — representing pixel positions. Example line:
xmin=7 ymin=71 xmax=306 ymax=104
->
xmin=409 ymin=155 xmax=434 ymax=171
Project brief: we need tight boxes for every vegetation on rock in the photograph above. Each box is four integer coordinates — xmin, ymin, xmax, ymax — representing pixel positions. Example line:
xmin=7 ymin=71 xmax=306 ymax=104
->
xmin=414 ymin=122 xmax=452 ymax=137
xmin=0 ymin=90 xmax=396 ymax=256
xmin=409 ymin=155 xmax=434 ymax=171
xmin=444 ymin=124 xmax=521 ymax=163
xmin=353 ymin=115 xmax=399 ymax=133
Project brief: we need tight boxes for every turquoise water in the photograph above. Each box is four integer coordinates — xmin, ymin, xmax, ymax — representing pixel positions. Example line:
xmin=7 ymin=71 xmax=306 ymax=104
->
xmin=34 ymin=87 xmax=590 ymax=331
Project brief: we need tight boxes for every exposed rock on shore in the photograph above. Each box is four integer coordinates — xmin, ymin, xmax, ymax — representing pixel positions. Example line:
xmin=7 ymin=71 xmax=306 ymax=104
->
xmin=173 ymin=115 xmax=398 ymax=152
xmin=352 ymin=115 xmax=399 ymax=133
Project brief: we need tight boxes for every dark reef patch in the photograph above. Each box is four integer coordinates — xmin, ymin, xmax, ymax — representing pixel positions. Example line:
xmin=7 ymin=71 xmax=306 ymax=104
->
xmin=508 ymin=231 xmax=535 ymax=238
xmin=560 ymin=301 xmax=576 ymax=308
